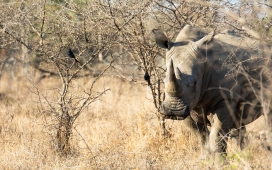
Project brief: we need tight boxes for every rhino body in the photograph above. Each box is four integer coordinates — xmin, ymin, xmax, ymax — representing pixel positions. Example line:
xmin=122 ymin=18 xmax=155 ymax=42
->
xmin=154 ymin=25 xmax=272 ymax=153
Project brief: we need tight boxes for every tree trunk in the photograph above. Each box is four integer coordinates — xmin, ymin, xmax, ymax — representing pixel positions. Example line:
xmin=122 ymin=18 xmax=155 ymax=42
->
xmin=56 ymin=114 xmax=72 ymax=155
xmin=98 ymin=27 xmax=103 ymax=61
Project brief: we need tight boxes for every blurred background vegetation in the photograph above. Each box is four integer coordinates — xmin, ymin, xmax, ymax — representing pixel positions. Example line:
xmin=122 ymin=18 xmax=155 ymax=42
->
xmin=0 ymin=0 xmax=271 ymax=169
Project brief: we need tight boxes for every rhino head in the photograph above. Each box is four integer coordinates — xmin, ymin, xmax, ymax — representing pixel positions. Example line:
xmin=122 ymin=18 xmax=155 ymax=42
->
xmin=154 ymin=26 xmax=214 ymax=120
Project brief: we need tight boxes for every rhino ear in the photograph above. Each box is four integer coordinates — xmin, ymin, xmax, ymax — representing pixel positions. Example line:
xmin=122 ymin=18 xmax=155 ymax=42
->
xmin=153 ymin=29 xmax=171 ymax=49
xmin=195 ymin=31 xmax=215 ymax=48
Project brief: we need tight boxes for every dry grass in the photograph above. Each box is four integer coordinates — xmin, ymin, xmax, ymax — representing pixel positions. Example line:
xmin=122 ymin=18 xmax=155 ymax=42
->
xmin=0 ymin=68 xmax=271 ymax=170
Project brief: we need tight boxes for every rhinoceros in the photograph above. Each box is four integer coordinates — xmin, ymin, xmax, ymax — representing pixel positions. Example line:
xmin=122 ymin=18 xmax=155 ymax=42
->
xmin=154 ymin=25 xmax=272 ymax=154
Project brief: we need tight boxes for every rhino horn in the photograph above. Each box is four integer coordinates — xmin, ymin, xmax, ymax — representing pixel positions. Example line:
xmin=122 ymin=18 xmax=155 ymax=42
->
xmin=166 ymin=59 xmax=182 ymax=97
xmin=195 ymin=31 xmax=214 ymax=48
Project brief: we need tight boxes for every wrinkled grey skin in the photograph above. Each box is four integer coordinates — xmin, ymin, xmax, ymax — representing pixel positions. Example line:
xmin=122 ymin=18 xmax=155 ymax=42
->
xmin=155 ymin=25 xmax=272 ymax=154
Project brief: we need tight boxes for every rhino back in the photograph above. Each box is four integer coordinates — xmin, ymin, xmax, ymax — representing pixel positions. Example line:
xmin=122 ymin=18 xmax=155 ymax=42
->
xmin=176 ymin=25 xmax=207 ymax=42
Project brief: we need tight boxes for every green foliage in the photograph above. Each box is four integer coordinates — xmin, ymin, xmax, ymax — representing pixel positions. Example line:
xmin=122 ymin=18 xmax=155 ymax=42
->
xmin=50 ymin=0 xmax=65 ymax=3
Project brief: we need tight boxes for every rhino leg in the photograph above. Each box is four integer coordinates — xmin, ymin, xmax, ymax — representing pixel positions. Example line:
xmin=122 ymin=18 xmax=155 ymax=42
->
xmin=229 ymin=126 xmax=246 ymax=150
xmin=209 ymin=100 xmax=236 ymax=154
xmin=264 ymin=111 xmax=272 ymax=150
xmin=183 ymin=116 xmax=209 ymax=149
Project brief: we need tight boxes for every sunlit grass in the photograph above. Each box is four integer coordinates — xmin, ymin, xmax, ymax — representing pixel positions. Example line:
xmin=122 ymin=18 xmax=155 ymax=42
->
xmin=0 ymin=70 xmax=271 ymax=169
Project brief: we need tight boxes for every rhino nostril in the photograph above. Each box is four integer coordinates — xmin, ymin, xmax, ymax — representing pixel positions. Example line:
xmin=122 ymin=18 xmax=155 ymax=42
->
xmin=160 ymin=102 xmax=190 ymax=119
xmin=185 ymin=106 xmax=190 ymax=116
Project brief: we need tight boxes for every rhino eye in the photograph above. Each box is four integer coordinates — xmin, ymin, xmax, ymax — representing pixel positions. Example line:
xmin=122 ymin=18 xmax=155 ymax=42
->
xmin=185 ymin=78 xmax=197 ymax=87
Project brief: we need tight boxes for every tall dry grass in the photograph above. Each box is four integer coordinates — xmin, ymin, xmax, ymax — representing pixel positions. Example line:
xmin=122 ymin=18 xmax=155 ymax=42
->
xmin=0 ymin=68 xmax=271 ymax=169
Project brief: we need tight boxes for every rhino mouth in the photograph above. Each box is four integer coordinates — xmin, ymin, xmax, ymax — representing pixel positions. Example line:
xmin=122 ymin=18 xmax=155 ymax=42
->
xmin=160 ymin=100 xmax=190 ymax=120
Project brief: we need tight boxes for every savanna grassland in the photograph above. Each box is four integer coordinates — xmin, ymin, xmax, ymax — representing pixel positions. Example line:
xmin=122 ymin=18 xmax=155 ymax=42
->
xmin=0 ymin=67 xmax=271 ymax=170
